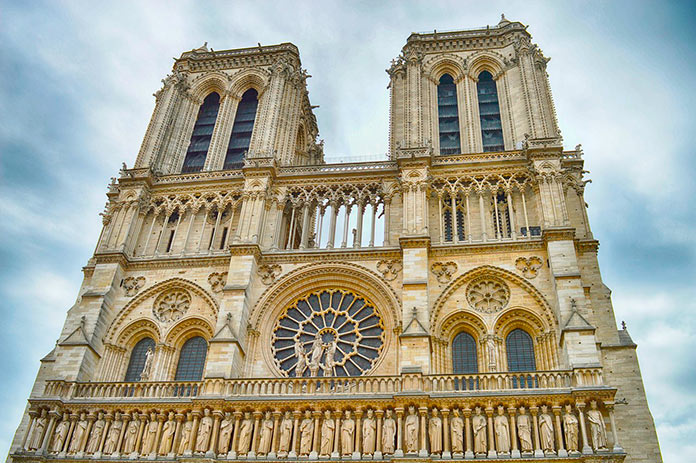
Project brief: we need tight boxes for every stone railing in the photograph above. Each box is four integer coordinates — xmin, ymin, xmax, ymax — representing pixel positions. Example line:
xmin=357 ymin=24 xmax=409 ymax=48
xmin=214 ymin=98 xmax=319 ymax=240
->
xmin=41 ymin=369 xmax=604 ymax=402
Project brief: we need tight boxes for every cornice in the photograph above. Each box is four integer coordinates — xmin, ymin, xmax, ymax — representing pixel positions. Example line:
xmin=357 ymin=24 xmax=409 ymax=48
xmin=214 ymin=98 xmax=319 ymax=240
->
xmin=430 ymin=239 xmax=545 ymax=257
xmin=542 ymin=227 xmax=577 ymax=243
xmin=399 ymin=236 xmax=431 ymax=249
xmin=261 ymin=247 xmax=402 ymax=264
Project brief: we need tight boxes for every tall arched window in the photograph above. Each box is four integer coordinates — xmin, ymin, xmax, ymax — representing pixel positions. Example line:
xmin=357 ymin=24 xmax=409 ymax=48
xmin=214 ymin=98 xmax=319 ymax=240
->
xmin=224 ymin=89 xmax=258 ymax=170
xmin=182 ymin=92 xmax=221 ymax=173
xmin=476 ymin=71 xmax=504 ymax=152
xmin=452 ymin=332 xmax=478 ymax=373
xmin=124 ymin=337 xmax=155 ymax=381
xmin=437 ymin=74 xmax=461 ymax=155
xmin=506 ymin=328 xmax=536 ymax=372
xmin=175 ymin=336 xmax=208 ymax=381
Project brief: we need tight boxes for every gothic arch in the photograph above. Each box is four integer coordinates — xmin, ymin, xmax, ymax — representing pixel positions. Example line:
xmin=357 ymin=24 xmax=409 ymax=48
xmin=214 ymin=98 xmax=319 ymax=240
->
xmin=164 ymin=316 xmax=215 ymax=348
xmin=105 ymin=278 xmax=219 ymax=345
xmin=467 ymin=51 xmax=506 ymax=80
xmin=424 ymin=54 xmax=467 ymax=83
xmin=115 ymin=318 xmax=160 ymax=348
xmin=189 ymin=71 xmax=229 ymax=102
xmin=250 ymin=261 xmax=401 ymax=376
xmin=229 ymin=69 xmax=269 ymax=100
xmin=430 ymin=265 xmax=556 ymax=332
xmin=493 ymin=306 xmax=548 ymax=339
xmin=438 ymin=310 xmax=487 ymax=342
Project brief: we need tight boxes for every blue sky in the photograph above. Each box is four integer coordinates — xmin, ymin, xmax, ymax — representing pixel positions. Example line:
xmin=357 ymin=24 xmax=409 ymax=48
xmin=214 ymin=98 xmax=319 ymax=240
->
xmin=1 ymin=1 xmax=695 ymax=461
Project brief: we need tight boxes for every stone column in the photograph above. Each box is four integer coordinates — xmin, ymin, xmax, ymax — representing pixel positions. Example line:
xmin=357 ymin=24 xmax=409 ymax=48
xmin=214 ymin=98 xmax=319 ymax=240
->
xmin=270 ymin=411 xmax=281 ymax=458
xmin=207 ymin=411 xmax=222 ymax=458
xmin=310 ymin=411 xmax=321 ymax=460
xmin=188 ymin=411 xmax=201 ymax=455
xmin=39 ymin=411 xmax=59 ymax=455
xmin=354 ymin=200 xmax=365 ymax=248
xmin=172 ymin=413 xmax=184 ymax=458
xmin=77 ymin=413 xmax=95 ymax=457
xmin=442 ymin=408 xmax=451 ymax=459
xmin=485 ymin=407 xmax=496 ymax=458
xmin=383 ymin=197 xmax=391 ymax=246
xmin=340 ymin=204 xmax=352 ymax=248
xmin=353 ymin=410 xmax=362 ymax=459
xmin=375 ymin=410 xmax=383 ymax=459
xmin=576 ymin=402 xmax=592 ymax=455
xmin=605 ymin=403 xmax=624 ymax=453
xmin=507 ymin=407 xmax=520 ymax=458
xmin=394 ymin=408 xmax=404 ymax=457
xmin=96 ymin=414 xmax=112 ymax=458
xmin=135 ymin=413 xmax=147 ymax=456
xmin=114 ymin=414 xmax=129 ymax=458
xmin=290 ymin=411 xmax=301 ymax=458
xmin=249 ymin=411 xmax=262 ymax=458
xmin=229 ymin=412 xmax=242 ymax=459
xmin=463 ymin=408 xmax=473 ymax=459
xmin=332 ymin=411 xmax=341 ymax=459
xmin=478 ymin=191 xmax=487 ymax=242
xmin=530 ymin=407 xmax=543 ymax=458
xmin=418 ymin=407 xmax=428 ymax=457
xmin=299 ymin=203 xmax=311 ymax=249
xmin=22 ymin=411 xmax=38 ymax=451
xmin=326 ymin=201 xmax=338 ymax=249
xmin=553 ymin=406 xmax=567 ymax=457
xmin=59 ymin=414 xmax=77 ymax=457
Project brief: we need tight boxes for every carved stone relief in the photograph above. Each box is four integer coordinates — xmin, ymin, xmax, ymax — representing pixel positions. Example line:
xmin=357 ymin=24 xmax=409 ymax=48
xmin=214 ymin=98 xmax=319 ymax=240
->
xmin=153 ymin=289 xmax=191 ymax=323
xmin=466 ymin=278 xmax=510 ymax=314
xmin=207 ymin=272 xmax=227 ymax=293
xmin=257 ymin=264 xmax=282 ymax=285
xmin=123 ymin=276 xmax=146 ymax=296
xmin=376 ymin=260 xmax=402 ymax=281
xmin=431 ymin=261 xmax=458 ymax=284
xmin=515 ymin=256 xmax=543 ymax=279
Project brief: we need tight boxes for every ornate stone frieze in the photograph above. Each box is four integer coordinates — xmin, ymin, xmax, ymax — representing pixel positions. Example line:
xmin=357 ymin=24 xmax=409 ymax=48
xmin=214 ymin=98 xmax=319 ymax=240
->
xmin=466 ymin=277 xmax=510 ymax=314
xmin=153 ymin=289 xmax=191 ymax=323
xmin=431 ymin=261 xmax=458 ymax=284
xmin=207 ymin=272 xmax=227 ymax=293
xmin=515 ymin=256 xmax=543 ymax=279
xmin=257 ymin=264 xmax=282 ymax=285
xmin=122 ymin=276 xmax=146 ymax=296
xmin=376 ymin=259 xmax=403 ymax=281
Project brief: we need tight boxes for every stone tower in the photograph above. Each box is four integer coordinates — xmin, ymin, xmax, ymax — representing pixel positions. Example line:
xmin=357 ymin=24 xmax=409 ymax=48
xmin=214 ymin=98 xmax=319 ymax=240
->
xmin=9 ymin=18 xmax=661 ymax=463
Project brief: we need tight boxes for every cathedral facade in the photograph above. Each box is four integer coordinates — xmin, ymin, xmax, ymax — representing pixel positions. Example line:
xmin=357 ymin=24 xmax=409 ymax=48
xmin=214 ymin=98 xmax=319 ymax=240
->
xmin=9 ymin=18 xmax=662 ymax=463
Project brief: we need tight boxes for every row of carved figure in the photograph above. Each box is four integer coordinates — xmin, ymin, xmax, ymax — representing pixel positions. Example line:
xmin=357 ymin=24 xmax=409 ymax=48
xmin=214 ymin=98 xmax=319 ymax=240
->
xmin=21 ymin=401 xmax=615 ymax=460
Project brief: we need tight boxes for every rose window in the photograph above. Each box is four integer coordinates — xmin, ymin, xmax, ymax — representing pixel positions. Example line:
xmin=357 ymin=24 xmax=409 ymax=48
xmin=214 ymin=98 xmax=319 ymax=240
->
xmin=153 ymin=289 xmax=191 ymax=323
xmin=272 ymin=289 xmax=385 ymax=377
xmin=466 ymin=278 xmax=510 ymax=313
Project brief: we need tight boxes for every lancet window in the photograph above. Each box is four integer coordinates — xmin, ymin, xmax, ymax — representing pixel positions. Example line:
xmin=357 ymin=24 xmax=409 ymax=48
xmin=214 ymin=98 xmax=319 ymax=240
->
xmin=476 ymin=71 xmax=504 ymax=152
xmin=182 ymin=92 xmax=220 ymax=173
xmin=491 ymin=192 xmax=512 ymax=239
xmin=452 ymin=332 xmax=478 ymax=374
xmin=124 ymin=337 xmax=155 ymax=382
xmin=174 ymin=336 xmax=208 ymax=381
xmin=437 ymin=74 xmax=461 ymax=155
xmin=506 ymin=328 xmax=536 ymax=372
xmin=224 ymin=88 xmax=258 ymax=170
xmin=443 ymin=194 xmax=466 ymax=242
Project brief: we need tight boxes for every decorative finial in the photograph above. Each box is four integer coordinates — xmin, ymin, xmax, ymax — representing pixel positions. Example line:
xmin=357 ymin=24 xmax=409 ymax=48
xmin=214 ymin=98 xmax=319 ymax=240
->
xmin=570 ymin=298 xmax=577 ymax=310
xmin=621 ymin=320 xmax=627 ymax=330
xmin=501 ymin=13 xmax=506 ymax=21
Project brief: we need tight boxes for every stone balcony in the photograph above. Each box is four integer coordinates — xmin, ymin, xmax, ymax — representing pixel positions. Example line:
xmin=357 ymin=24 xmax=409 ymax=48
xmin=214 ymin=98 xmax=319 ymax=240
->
xmin=17 ymin=369 xmax=624 ymax=462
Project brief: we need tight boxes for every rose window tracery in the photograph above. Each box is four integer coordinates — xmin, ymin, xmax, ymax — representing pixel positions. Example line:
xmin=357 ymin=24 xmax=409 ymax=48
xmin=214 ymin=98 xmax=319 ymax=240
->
xmin=272 ymin=289 xmax=385 ymax=377
xmin=153 ymin=289 xmax=191 ymax=323
xmin=466 ymin=278 xmax=510 ymax=314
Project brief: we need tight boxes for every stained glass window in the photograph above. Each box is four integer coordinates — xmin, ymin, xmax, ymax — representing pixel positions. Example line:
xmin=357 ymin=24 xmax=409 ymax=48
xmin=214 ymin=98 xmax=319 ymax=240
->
xmin=477 ymin=71 xmax=504 ymax=152
xmin=452 ymin=332 xmax=478 ymax=373
xmin=182 ymin=93 xmax=220 ymax=173
xmin=506 ymin=328 xmax=536 ymax=372
xmin=175 ymin=336 xmax=208 ymax=381
xmin=437 ymin=74 xmax=461 ymax=155
xmin=124 ymin=337 xmax=155 ymax=381
xmin=224 ymin=89 xmax=258 ymax=170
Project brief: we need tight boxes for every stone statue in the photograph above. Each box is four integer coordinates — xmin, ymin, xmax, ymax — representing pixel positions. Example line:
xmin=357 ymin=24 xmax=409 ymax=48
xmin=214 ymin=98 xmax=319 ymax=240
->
xmin=195 ymin=409 xmax=213 ymax=453
xmin=50 ymin=413 xmax=70 ymax=454
xmin=563 ymin=405 xmax=579 ymax=453
xmin=85 ymin=412 xmax=105 ymax=454
xmin=486 ymin=337 xmax=497 ymax=370
xmin=299 ymin=410 xmax=314 ymax=456
xmin=294 ymin=339 xmax=307 ymax=377
xmin=177 ymin=414 xmax=193 ymax=455
xmin=159 ymin=412 xmax=176 ymax=455
xmin=340 ymin=410 xmax=355 ymax=455
xmin=539 ymin=405 xmax=555 ymax=453
xmin=320 ymin=410 xmax=335 ymax=456
xmin=68 ymin=413 xmax=88 ymax=454
xmin=141 ymin=413 xmax=159 ymax=455
xmin=362 ymin=409 xmax=376 ymax=455
xmin=404 ymin=406 xmax=419 ymax=453
xmin=428 ymin=407 xmax=442 ymax=455
xmin=323 ymin=340 xmax=336 ymax=376
xmin=517 ymin=407 xmax=533 ymax=453
xmin=101 ymin=413 xmax=121 ymax=455
xmin=450 ymin=409 xmax=464 ymax=454
xmin=278 ymin=411 xmax=293 ymax=455
xmin=140 ymin=347 xmax=155 ymax=381
xmin=587 ymin=401 xmax=608 ymax=451
xmin=217 ymin=412 xmax=234 ymax=455
xmin=309 ymin=333 xmax=324 ymax=370
xmin=258 ymin=411 xmax=274 ymax=455
xmin=472 ymin=407 xmax=487 ymax=456
xmin=238 ymin=412 xmax=254 ymax=455
xmin=122 ymin=415 xmax=139 ymax=454
xmin=28 ymin=409 xmax=48 ymax=450
xmin=494 ymin=406 xmax=510 ymax=454
xmin=381 ymin=409 xmax=396 ymax=455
